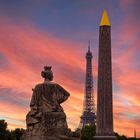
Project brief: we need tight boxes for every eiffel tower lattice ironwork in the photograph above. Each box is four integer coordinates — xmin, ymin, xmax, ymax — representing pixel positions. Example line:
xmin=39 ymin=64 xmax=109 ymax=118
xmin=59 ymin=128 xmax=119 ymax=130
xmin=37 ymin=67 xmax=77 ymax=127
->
xmin=79 ymin=41 xmax=96 ymax=128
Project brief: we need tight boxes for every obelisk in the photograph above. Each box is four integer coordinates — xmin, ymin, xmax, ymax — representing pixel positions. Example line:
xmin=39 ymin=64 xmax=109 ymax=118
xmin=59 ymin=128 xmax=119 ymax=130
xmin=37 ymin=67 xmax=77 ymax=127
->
xmin=94 ymin=10 xmax=116 ymax=140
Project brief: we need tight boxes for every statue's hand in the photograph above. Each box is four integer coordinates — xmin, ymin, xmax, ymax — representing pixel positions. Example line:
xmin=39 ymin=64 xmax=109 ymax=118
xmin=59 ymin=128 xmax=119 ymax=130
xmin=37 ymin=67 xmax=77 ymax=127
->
xmin=30 ymin=106 xmax=38 ymax=116
xmin=35 ymin=112 xmax=42 ymax=118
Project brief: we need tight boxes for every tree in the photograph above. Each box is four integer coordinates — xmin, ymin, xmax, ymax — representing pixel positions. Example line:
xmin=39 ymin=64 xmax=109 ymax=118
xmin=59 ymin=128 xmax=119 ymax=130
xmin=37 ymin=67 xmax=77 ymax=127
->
xmin=0 ymin=120 xmax=24 ymax=140
xmin=6 ymin=130 xmax=15 ymax=140
xmin=0 ymin=120 xmax=8 ymax=140
xmin=12 ymin=128 xmax=24 ymax=140
xmin=81 ymin=125 xmax=96 ymax=140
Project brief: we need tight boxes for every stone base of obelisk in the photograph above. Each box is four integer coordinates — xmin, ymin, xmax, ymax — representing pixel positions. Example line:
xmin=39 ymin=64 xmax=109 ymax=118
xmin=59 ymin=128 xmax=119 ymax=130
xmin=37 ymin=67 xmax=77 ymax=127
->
xmin=93 ymin=136 xmax=117 ymax=140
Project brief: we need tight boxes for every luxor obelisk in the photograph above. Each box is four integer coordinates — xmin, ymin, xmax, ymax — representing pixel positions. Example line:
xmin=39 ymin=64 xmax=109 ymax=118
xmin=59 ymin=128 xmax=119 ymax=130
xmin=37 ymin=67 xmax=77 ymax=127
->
xmin=94 ymin=10 xmax=116 ymax=140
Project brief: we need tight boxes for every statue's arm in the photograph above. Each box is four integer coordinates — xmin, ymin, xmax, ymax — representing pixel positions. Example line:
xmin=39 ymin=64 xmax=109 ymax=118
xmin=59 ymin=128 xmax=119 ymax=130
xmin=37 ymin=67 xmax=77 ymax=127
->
xmin=30 ymin=85 xmax=41 ymax=111
xmin=26 ymin=85 xmax=41 ymax=126
xmin=56 ymin=84 xmax=70 ymax=104
xmin=30 ymin=85 xmax=41 ymax=106
xmin=30 ymin=88 xmax=35 ymax=107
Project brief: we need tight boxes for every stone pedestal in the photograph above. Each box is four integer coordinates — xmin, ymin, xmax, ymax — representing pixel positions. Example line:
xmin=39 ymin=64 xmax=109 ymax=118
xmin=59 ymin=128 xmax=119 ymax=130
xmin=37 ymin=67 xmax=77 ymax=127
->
xmin=59 ymin=135 xmax=80 ymax=140
xmin=22 ymin=135 xmax=80 ymax=140
xmin=93 ymin=136 xmax=117 ymax=140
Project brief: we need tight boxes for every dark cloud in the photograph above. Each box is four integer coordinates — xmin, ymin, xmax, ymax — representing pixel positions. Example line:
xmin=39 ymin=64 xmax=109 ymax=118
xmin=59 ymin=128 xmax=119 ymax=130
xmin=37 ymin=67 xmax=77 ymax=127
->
xmin=130 ymin=1 xmax=140 ymax=19
xmin=0 ymin=53 xmax=10 ymax=69
xmin=0 ymin=87 xmax=29 ymax=108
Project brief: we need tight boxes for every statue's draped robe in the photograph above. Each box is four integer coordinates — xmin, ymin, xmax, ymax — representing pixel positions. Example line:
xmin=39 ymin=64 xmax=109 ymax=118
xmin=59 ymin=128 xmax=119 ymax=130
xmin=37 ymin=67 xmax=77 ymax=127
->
xmin=26 ymin=81 xmax=70 ymax=127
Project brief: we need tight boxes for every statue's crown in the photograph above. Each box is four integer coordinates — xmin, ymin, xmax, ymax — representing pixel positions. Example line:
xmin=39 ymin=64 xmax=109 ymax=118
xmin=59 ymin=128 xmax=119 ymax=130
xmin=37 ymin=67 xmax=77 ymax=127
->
xmin=44 ymin=66 xmax=52 ymax=71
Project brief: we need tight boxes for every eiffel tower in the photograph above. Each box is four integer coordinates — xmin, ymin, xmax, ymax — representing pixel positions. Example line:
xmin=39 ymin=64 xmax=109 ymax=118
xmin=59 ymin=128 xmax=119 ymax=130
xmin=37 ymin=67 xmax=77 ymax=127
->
xmin=79 ymin=41 xmax=96 ymax=128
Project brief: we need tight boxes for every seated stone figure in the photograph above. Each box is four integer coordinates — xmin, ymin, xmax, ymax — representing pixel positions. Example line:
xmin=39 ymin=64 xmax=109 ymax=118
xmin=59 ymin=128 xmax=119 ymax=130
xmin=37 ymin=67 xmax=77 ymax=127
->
xmin=22 ymin=66 xmax=72 ymax=140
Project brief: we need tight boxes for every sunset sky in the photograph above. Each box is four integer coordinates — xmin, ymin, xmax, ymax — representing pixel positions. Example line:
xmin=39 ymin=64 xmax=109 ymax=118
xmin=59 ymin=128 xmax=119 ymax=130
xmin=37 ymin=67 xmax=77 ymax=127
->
xmin=0 ymin=0 xmax=140 ymax=137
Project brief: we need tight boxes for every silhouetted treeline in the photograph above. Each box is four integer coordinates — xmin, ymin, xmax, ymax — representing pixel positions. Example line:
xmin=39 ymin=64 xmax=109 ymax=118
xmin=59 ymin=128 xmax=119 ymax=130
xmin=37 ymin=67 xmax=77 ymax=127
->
xmin=0 ymin=120 xmax=139 ymax=140
xmin=115 ymin=132 xmax=140 ymax=140
xmin=80 ymin=125 xmax=96 ymax=140
xmin=0 ymin=120 xmax=24 ymax=140
xmin=77 ymin=125 xmax=139 ymax=140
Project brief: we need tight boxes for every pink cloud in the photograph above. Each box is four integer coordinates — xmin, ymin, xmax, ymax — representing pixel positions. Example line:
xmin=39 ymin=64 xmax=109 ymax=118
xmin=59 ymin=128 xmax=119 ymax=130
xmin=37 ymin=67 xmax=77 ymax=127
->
xmin=0 ymin=19 xmax=87 ymax=131
xmin=0 ymin=13 xmax=139 ymax=138
xmin=110 ymin=10 xmax=140 ymax=137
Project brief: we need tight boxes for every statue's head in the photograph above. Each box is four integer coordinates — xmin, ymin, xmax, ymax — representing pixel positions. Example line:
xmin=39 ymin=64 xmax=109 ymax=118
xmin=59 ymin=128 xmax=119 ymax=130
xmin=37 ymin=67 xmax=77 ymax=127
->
xmin=41 ymin=66 xmax=53 ymax=81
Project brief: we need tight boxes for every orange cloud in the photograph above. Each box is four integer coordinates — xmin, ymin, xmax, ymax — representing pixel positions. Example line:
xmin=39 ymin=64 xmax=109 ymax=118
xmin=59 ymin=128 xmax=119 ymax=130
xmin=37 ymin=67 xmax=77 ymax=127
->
xmin=0 ymin=20 xmax=86 ymax=131
xmin=0 ymin=16 xmax=139 ymax=138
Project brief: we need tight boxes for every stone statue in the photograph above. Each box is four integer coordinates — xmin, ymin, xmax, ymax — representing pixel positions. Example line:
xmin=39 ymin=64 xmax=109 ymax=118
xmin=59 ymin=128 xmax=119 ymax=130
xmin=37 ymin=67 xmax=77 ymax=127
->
xmin=22 ymin=66 xmax=80 ymax=140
